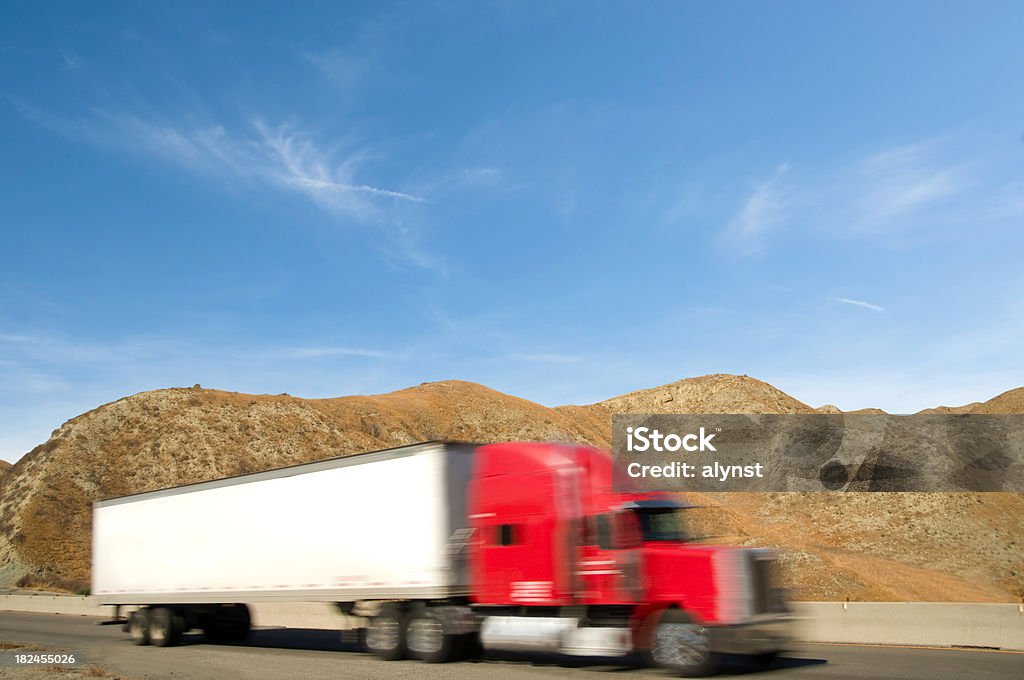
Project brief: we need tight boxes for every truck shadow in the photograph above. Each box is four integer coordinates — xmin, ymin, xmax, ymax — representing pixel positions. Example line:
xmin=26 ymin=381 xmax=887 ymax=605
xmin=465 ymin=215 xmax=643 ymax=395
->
xmin=482 ymin=651 xmax=827 ymax=675
xmin=176 ymin=627 xmax=356 ymax=652
xmin=184 ymin=628 xmax=827 ymax=675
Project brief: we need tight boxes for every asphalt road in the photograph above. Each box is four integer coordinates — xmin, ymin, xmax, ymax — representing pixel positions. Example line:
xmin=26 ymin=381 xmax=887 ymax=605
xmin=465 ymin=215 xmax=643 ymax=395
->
xmin=0 ymin=611 xmax=1020 ymax=680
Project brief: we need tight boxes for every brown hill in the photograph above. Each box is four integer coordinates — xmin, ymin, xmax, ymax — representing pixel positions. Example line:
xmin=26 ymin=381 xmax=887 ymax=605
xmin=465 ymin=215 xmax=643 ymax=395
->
xmin=968 ymin=386 xmax=1024 ymax=414
xmin=917 ymin=386 xmax=1024 ymax=415
xmin=597 ymin=374 xmax=813 ymax=414
xmin=816 ymin=405 xmax=888 ymax=415
xmin=918 ymin=403 xmax=981 ymax=414
xmin=0 ymin=380 xmax=605 ymax=587
xmin=0 ymin=374 xmax=1021 ymax=602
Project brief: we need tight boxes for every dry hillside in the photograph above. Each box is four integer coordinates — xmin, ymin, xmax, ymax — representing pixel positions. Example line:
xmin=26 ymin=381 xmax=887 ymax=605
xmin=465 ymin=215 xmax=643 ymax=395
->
xmin=0 ymin=373 xmax=1020 ymax=602
xmin=916 ymin=387 xmax=1024 ymax=415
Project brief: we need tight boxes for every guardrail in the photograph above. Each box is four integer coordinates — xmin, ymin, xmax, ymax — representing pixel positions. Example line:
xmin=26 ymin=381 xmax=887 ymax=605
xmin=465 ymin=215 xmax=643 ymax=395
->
xmin=1 ymin=595 xmax=1021 ymax=651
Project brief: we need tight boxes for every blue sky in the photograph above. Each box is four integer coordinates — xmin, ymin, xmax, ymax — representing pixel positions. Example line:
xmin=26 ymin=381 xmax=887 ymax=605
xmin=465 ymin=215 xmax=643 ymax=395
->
xmin=2 ymin=1 xmax=1023 ymax=461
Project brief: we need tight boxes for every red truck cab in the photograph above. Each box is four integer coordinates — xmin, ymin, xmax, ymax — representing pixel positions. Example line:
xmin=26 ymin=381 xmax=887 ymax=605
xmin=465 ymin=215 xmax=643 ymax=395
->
xmin=465 ymin=442 xmax=791 ymax=675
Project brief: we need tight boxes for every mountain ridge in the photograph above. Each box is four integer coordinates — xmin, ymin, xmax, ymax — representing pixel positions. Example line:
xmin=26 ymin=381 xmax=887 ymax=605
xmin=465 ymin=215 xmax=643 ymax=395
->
xmin=1 ymin=373 xmax=1020 ymax=601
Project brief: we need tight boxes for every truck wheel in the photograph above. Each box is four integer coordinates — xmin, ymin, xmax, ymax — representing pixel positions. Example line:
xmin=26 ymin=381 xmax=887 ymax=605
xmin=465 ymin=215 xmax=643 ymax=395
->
xmin=365 ymin=604 xmax=406 ymax=661
xmin=128 ymin=609 xmax=150 ymax=645
xmin=148 ymin=608 xmax=184 ymax=647
xmin=648 ymin=610 xmax=720 ymax=677
xmin=405 ymin=607 xmax=455 ymax=663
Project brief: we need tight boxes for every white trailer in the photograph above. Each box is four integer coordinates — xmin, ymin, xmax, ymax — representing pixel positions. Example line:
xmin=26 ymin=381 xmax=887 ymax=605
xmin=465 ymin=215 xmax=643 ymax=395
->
xmin=92 ymin=442 xmax=476 ymax=648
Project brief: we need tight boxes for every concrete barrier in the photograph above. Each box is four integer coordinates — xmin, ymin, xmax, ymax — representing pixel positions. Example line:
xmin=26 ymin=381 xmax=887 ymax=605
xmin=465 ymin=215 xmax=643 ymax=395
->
xmin=0 ymin=594 xmax=103 ymax=617
xmin=1 ymin=594 xmax=1022 ymax=651
xmin=248 ymin=602 xmax=354 ymax=630
xmin=791 ymin=602 xmax=1024 ymax=651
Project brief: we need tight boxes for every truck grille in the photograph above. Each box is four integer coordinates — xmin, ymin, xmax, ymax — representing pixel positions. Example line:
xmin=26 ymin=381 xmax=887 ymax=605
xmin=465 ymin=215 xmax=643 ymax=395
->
xmin=713 ymin=549 xmax=781 ymax=622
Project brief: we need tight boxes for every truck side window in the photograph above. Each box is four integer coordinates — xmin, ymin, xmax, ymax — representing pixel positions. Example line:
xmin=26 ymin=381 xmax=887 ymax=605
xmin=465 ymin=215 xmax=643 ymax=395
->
xmin=596 ymin=515 xmax=614 ymax=550
xmin=496 ymin=524 xmax=518 ymax=546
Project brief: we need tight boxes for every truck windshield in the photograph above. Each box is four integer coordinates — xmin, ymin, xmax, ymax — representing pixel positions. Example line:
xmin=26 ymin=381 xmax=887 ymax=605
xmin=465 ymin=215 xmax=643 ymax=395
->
xmin=633 ymin=508 xmax=689 ymax=542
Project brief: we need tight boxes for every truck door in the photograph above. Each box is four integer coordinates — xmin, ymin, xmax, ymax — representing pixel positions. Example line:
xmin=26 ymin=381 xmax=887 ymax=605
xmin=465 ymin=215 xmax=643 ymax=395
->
xmin=469 ymin=471 xmax=574 ymax=606
xmin=577 ymin=510 xmax=643 ymax=603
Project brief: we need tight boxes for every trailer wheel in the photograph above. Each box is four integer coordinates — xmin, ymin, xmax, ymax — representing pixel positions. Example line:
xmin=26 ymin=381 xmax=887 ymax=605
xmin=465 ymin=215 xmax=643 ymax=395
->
xmin=405 ymin=607 xmax=456 ymax=663
xmin=148 ymin=608 xmax=184 ymax=647
xmin=647 ymin=609 xmax=720 ymax=677
xmin=365 ymin=604 xmax=406 ymax=661
xmin=128 ymin=609 xmax=150 ymax=645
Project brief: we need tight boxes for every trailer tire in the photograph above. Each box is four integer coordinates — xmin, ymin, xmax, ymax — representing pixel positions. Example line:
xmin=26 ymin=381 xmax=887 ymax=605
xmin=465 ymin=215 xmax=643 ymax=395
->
xmin=128 ymin=609 xmax=150 ymax=646
xmin=148 ymin=608 xmax=184 ymax=647
xmin=405 ymin=607 xmax=456 ymax=663
xmin=365 ymin=605 xmax=406 ymax=661
xmin=646 ymin=609 xmax=720 ymax=677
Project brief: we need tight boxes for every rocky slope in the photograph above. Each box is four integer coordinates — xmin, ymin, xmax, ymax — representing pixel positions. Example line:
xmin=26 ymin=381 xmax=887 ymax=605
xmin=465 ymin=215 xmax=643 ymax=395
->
xmin=0 ymin=374 xmax=1020 ymax=601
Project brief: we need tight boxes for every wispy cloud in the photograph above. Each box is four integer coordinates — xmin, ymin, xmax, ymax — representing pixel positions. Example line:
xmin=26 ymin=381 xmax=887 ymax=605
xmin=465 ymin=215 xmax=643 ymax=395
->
xmin=508 ymin=352 xmax=584 ymax=364
xmin=300 ymin=17 xmax=392 ymax=90
xmin=406 ymin=165 xmax=509 ymax=201
xmin=251 ymin=119 xmax=426 ymax=219
xmin=378 ymin=222 xmax=447 ymax=274
xmin=286 ymin=176 xmax=426 ymax=202
xmin=0 ymin=328 xmax=413 ymax=370
xmin=302 ymin=47 xmax=367 ymax=88
xmin=837 ymin=297 xmax=885 ymax=313
xmin=720 ymin=163 xmax=790 ymax=256
xmin=0 ymin=333 xmax=38 ymax=343
xmin=853 ymin=141 xmax=967 ymax=231
xmin=278 ymin=346 xmax=407 ymax=360
xmin=61 ymin=52 xmax=82 ymax=71
xmin=457 ymin=167 xmax=502 ymax=187
xmin=710 ymin=137 xmax=1009 ymax=251
xmin=13 ymin=100 xmax=438 ymax=267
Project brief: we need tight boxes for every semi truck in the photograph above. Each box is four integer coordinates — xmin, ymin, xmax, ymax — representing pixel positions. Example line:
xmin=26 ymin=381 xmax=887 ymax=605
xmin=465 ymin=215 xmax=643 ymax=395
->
xmin=92 ymin=441 xmax=792 ymax=676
